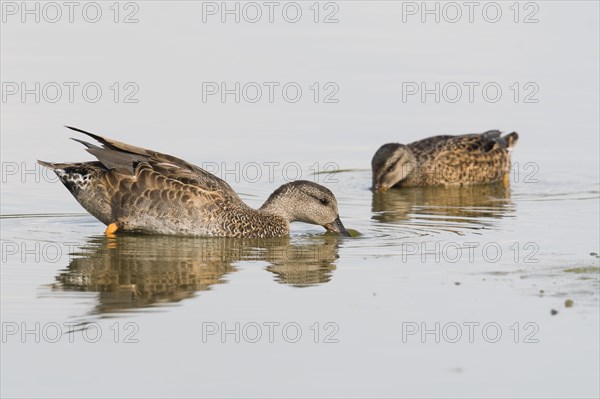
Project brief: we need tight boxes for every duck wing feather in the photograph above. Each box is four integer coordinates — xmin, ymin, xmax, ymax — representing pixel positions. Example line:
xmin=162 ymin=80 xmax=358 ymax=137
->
xmin=65 ymin=126 xmax=239 ymax=202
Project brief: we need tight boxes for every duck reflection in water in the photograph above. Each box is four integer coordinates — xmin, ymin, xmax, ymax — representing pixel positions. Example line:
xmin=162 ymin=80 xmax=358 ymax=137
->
xmin=371 ymin=183 xmax=514 ymax=235
xmin=53 ymin=234 xmax=341 ymax=314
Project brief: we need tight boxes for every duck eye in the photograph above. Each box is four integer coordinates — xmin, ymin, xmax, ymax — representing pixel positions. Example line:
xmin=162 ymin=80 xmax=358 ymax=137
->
xmin=320 ymin=198 xmax=329 ymax=205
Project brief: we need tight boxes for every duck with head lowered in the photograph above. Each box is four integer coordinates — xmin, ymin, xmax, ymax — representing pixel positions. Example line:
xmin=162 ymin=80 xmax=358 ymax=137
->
xmin=40 ymin=127 xmax=350 ymax=238
xmin=371 ymin=130 xmax=518 ymax=192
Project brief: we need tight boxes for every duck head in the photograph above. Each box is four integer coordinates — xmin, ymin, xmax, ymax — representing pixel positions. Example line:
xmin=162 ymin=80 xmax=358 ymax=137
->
xmin=371 ymin=143 xmax=416 ymax=192
xmin=260 ymin=180 xmax=350 ymax=236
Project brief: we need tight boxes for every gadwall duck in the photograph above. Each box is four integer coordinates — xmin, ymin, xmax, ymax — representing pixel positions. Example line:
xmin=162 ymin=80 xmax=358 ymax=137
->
xmin=39 ymin=127 xmax=350 ymax=238
xmin=371 ymin=130 xmax=518 ymax=192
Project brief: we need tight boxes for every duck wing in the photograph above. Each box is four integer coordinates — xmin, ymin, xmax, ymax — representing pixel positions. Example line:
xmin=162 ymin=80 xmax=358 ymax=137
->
xmin=429 ymin=130 xmax=519 ymax=179
xmin=66 ymin=126 xmax=238 ymax=198
xmin=436 ymin=131 xmax=517 ymax=157
xmin=408 ymin=130 xmax=517 ymax=161
xmin=408 ymin=135 xmax=455 ymax=157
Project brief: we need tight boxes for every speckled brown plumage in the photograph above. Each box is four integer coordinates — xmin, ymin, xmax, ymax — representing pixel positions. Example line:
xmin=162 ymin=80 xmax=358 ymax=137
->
xmin=372 ymin=130 xmax=518 ymax=191
xmin=39 ymin=126 xmax=349 ymax=238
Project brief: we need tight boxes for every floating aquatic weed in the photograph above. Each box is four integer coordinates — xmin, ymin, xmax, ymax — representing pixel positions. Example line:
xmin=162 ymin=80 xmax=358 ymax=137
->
xmin=565 ymin=299 xmax=574 ymax=308
xmin=323 ymin=228 xmax=361 ymax=238
xmin=564 ymin=266 xmax=600 ymax=274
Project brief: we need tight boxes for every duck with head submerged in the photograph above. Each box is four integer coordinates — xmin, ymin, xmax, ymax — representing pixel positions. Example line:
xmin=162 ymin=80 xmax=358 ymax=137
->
xmin=371 ymin=130 xmax=519 ymax=192
xmin=39 ymin=126 xmax=350 ymax=238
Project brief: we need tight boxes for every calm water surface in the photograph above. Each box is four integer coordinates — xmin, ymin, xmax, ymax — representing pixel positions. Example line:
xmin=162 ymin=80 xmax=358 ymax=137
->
xmin=1 ymin=2 xmax=599 ymax=398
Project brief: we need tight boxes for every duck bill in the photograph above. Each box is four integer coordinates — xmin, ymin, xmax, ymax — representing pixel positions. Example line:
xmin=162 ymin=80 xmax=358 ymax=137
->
xmin=324 ymin=217 xmax=350 ymax=237
xmin=373 ymin=183 xmax=389 ymax=193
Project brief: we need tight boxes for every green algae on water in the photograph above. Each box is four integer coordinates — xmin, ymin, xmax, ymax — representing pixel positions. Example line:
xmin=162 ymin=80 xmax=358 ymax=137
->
xmin=322 ymin=228 xmax=361 ymax=238
xmin=564 ymin=266 xmax=600 ymax=274
xmin=565 ymin=299 xmax=574 ymax=308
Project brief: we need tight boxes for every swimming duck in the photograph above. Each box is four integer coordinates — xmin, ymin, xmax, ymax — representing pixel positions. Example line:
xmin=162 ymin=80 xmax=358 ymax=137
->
xmin=39 ymin=127 xmax=350 ymax=238
xmin=371 ymin=130 xmax=518 ymax=192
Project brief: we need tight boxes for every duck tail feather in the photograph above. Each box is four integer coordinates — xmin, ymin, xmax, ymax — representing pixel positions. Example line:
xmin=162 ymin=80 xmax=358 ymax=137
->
xmin=37 ymin=160 xmax=57 ymax=169
xmin=504 ymin=132 xmax=519 ymax=149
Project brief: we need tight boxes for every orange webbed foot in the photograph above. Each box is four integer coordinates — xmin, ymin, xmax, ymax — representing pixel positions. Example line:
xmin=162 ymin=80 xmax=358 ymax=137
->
xmin=105 ymin=222 xmax=119 ymax=237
